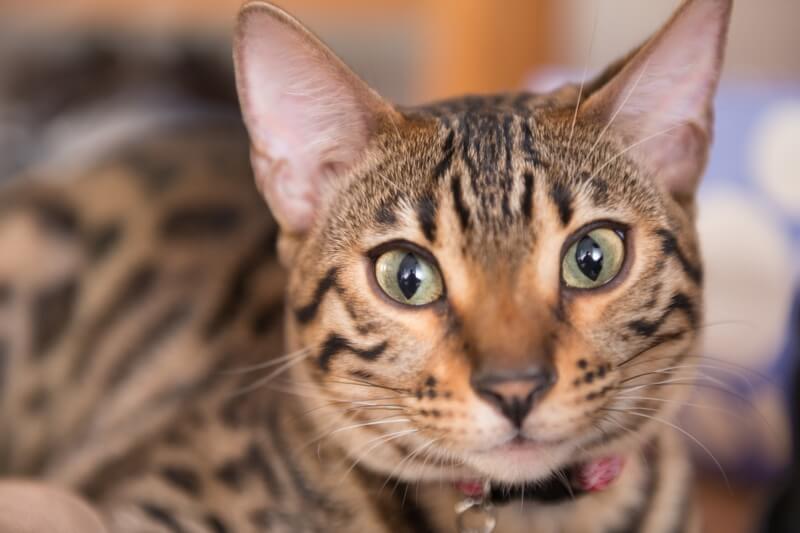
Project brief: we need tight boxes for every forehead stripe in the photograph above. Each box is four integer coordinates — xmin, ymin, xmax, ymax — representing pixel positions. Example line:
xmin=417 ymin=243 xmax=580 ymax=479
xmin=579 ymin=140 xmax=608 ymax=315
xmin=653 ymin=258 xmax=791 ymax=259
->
xmin=549 ymin=181 xmax=574 ymax=226
xmin=502 ymin=114 xmax=514 ymax=173
xmin=374 ymin=203 xmax=398 ymax=225
xmin=450 ymin=173 xmax=471 ymax=231
xmin=522 ymin=121 xmax=547 ymax=168
xmin=522 ymin=172 xmax=534 ymax=221
xmin=432 ymin=129 xmax=455 ymax=181
xmin=416 ymin=195 xmax=438 ymax=243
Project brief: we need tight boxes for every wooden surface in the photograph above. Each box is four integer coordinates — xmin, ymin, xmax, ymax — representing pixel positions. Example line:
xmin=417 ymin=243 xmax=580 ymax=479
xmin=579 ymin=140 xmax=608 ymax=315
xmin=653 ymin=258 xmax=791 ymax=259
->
xmin=417 ymin=0 xmax=553 ymax=100
xmin=697 ymin=476 xmax=769 ymax=533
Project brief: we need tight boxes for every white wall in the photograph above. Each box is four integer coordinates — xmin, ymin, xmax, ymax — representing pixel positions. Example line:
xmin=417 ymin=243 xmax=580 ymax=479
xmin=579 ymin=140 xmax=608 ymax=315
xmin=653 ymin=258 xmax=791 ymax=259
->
xmin=550 ymin=0 xmax=800 ymax=80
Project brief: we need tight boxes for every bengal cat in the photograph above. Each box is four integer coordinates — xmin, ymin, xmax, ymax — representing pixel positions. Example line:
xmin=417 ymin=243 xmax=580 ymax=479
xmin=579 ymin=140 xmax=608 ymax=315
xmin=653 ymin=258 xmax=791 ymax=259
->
xmin=0 ymin=0 xmax=732 ymax=531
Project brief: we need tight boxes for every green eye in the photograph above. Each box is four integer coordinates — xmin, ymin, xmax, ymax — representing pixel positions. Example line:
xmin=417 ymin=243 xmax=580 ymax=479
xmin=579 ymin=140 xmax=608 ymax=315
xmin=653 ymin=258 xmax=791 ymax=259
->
xmin=562 ymin=228 xmax=625 ymax=289
xmin=374 ymin=249 xmax=444 ymax=306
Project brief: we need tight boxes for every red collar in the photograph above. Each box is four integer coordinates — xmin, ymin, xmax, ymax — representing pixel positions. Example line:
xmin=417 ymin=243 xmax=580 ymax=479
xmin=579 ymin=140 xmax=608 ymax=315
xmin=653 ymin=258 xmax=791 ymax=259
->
xmin=454 ymin=455 xmax=625 ymax=505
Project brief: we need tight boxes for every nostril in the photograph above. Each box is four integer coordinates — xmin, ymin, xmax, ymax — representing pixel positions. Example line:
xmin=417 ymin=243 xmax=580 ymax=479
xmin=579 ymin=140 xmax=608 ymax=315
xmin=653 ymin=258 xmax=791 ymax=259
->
xmin=474 ymin=387 xmax=535 ymax=427
xmin=470 ymin=365 xmax=557 ymax=426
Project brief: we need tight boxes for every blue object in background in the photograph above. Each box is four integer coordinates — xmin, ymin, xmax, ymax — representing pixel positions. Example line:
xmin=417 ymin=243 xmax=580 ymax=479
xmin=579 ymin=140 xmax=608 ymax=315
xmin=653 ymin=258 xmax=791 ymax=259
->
xmin=686 ymin=82 xmax=800 ymax=480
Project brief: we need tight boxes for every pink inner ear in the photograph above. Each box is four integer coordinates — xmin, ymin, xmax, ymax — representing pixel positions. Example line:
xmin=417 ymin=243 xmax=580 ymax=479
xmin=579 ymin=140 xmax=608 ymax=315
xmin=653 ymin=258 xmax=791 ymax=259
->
xmin=583 ymin=0 xmax=731 ymax=197
xmin=612 ymin=10 xmax=721 ymax=139
xmin=235 ymin=5 xmax=379 ymax=233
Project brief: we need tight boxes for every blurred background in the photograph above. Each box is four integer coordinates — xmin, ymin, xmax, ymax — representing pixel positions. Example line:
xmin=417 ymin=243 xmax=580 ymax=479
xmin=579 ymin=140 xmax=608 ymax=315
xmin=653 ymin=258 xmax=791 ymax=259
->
xmin=0 ymin=1 xmax=798 ymax=532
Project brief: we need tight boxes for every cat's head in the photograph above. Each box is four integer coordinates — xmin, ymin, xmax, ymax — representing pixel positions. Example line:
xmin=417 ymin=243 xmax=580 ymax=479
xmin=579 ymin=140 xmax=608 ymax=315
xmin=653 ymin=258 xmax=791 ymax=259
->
xmin=234 ymin=0 xmax=731 ymax=484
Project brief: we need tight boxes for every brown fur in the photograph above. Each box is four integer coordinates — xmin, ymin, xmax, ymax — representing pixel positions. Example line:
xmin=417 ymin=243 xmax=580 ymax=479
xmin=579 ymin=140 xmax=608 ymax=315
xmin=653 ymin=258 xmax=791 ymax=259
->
xmin=0 ymin=1 xmax=733 ymax=531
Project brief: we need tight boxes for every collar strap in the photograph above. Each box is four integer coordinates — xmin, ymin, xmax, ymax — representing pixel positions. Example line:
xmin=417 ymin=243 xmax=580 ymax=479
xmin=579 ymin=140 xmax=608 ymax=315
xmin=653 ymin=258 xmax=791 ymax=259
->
xmin=455 ymin=456 xmax=624 ymax=506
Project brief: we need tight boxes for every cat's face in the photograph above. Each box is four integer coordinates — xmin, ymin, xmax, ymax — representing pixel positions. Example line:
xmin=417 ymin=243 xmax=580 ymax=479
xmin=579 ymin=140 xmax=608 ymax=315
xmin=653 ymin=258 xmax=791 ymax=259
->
xmin=235 ymin=0 xmax=730 ymax=483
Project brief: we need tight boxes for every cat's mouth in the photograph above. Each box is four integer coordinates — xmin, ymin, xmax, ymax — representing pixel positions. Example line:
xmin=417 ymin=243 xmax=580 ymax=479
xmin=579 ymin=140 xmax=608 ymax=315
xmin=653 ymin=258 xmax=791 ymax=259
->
xmin=496 ymin=434 xmax=547 ymax=450
xmin=479 ymin=430 xmax=569 ymax=454
xmin=484 ymin=435 xmax=549 ymax=459
xmin=450 ymin=423 xmax=617 ymax=486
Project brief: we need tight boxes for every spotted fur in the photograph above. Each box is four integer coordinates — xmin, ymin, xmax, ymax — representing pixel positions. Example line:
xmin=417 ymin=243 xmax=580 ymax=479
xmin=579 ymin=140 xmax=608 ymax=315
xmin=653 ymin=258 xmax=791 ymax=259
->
xmin=0 ymin=1 xmax=734 ymax=532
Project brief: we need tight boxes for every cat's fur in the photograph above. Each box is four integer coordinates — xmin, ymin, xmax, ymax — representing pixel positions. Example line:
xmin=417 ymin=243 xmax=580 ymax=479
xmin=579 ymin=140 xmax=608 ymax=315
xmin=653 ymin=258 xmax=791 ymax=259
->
xmin=0 ymin=0 xmax=731 ymax=531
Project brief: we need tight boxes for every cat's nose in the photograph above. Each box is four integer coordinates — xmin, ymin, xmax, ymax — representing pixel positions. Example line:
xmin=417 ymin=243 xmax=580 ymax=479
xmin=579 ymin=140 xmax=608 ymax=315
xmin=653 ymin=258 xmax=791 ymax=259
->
xmin=470 ymin=364 xmax=557 ymax=427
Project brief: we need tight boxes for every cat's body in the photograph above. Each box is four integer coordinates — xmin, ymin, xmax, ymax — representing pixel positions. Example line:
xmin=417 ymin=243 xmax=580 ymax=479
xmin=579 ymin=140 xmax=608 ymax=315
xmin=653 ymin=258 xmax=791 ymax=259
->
xmin=0 ymin=100 xmax=696 ymax=533
xmin=0 ymin=1 xmax=733 ymax=532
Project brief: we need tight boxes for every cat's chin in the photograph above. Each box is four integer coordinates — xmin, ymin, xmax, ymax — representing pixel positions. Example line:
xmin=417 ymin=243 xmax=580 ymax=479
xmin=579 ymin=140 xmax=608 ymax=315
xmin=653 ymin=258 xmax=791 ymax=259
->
xmin=463 ymin=439 xmax=574 ymax=484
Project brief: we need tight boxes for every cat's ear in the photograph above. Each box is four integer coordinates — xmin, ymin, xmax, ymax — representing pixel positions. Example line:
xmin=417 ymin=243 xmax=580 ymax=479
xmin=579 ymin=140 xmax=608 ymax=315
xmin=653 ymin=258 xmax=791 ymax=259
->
xmin=580 ymin=0 xmax=732 ymax=202
xmin=234 ymin=1 xmax=395 ymax=234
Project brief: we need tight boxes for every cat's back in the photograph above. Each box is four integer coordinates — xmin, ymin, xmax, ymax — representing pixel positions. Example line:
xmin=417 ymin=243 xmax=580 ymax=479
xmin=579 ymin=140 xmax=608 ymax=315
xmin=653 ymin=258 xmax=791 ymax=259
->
xmin=0 ymin=48 xmax=284 ymax=488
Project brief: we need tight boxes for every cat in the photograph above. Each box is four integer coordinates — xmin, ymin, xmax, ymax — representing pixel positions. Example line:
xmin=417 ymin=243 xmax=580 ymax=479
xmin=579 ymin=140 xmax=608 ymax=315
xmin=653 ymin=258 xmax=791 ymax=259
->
xmin=0 ymin=0 xmax=732 ymax=531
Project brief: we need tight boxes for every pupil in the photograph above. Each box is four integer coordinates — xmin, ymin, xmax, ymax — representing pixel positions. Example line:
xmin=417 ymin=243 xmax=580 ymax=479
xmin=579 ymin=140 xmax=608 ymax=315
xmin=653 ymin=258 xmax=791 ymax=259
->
xmin=397 ymin=253 xmax=423 ymax=299
xmin=575 ymin=236 xmax=604 ymax=281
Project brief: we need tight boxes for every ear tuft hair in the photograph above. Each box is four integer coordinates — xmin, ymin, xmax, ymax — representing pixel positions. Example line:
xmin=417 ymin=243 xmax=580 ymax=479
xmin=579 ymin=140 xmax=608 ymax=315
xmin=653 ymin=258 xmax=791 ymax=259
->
xmin=581 ymin=0 xmax=733 ymax=200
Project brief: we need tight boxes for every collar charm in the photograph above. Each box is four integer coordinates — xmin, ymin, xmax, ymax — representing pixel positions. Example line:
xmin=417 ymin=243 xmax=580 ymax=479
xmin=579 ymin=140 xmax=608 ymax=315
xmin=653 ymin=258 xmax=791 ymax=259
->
xmin=455 ymin=480 xmax=496 ymax=533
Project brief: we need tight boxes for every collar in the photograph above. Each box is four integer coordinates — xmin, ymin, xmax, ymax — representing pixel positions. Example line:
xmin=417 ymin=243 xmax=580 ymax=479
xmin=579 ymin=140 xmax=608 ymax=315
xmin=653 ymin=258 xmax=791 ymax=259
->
xmin=454 ymin=455 xmax=625 ymax=506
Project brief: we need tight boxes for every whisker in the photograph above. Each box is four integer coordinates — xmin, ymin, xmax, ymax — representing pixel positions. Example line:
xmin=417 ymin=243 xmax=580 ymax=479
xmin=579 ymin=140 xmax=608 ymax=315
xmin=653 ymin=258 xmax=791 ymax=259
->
xmin=621 ymin=363 xmax=757 ymax=393
xmin=618 ymin=372 xmax=739 ymax=396
xmin=555 ymin=468 xmax=575 ymax=500
xmin=275 ymin=373 xmax=416 ymax=402
xmin=616 ymin=334 xmax=688 ymax=367
xmin=286 ymin=402 xmax=409 ymax=446
xmin=339 ymin=429 xmax=418 ymax=483
xmin=223 ymin=347 xmax=310 ymax=375
xmin=252 ymin=380 xmax=343 ymax=402
xmin=328 ymin=417 xmax=410 ymax=437
xmin=620 ymin=353 xmax=773 ymax=384
xmin=414 ymin=439 xmax=442 ymax=500
xmin=343 ymin=404 xmax=408 ymax=413
xmin=314 ymin=377 xmax=412 ymax=396
xmin=567 ymin=2 xmax=600 ymax=150
xmin=260 ymin=383 xmax=405 ymax=417
xmin=228 ymin=353 xmax=312 ymax=398
xmin=614 ymin=394 xmax=752 ymax=423
xmin=382 ymin=438 xmax=439 ymax=496
xmin=580 ymin=57 xmax=651 ymax=168
xmin=595 ymin=413 xmax=653 ymax=469
xmin=615 ymin=374 xmax=776 ymax=434
xmin=298 ymin=414 xmax=412 ymax=456
xmin=601 ymin=407 xmax=729 ymax=489
xmin=618 ymin=379 xmax=769 ymax=420
xmin=592 ymin=123 xmax=684 ymax=176
xmin=299 ymin=397 xmax=409 ymax=417
xmin=619 ymin=368 xmax=731 ymax=392
xmin=595 ymin=412 xmax=644 ymax=447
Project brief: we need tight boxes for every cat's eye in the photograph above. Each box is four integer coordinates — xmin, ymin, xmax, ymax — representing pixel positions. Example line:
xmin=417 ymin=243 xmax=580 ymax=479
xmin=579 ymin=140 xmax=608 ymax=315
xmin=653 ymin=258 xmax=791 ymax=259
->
xmin=562 ymin=227 xmax=625 ymax=289
xmin=374 ymin=248 xmax=444 ymax=306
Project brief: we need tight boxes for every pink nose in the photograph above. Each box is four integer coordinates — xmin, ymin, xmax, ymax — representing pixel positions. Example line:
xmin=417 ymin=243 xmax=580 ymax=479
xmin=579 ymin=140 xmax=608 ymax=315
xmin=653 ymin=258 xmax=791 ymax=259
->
xmin=470 ymin=364 xmax=557 ymax=426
